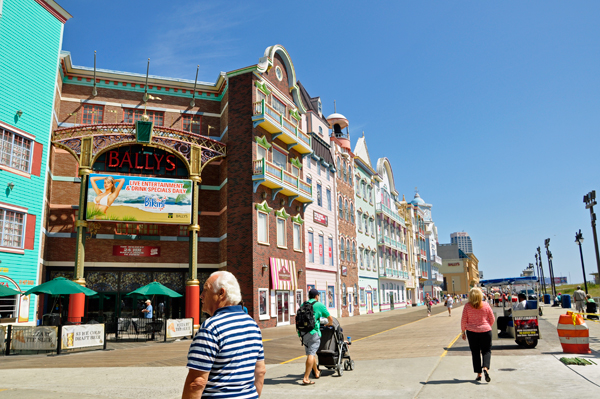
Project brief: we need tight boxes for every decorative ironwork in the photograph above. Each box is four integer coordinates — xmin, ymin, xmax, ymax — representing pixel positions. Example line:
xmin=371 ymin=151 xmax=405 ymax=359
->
xmin=52 ymin=123 xmax=226 ymax=172
xmin=120 ymin=272 xmax=152 ymax=293
xmin=50 ymin=270 xmax=74 ymax=280
xmin=154 ymin=272 xmax=185 ymax=293
xmin=86 ymin=271 xmax=118 ymax=292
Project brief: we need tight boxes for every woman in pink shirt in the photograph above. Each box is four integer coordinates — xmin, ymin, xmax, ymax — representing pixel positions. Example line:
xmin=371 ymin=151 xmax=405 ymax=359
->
xmin=461 ymin=287 xmax=495 ymax=382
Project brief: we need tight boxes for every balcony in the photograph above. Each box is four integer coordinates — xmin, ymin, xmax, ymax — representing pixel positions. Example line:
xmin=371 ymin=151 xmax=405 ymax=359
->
xmin=377 ymin=235 xmax=408 ymax=253
xmin=252 ymin=100 xmax=312 ymax=155
xmin=420 ymin=270 xmax=429 ymax=280
xmin=430 ymin=254 xmax=442 ymax=265
xmin=420 ymin=249 xmax=427 ymax=258
xmin=376 ymin=203 xmax=406 ymax=227
xmin=252 ymin=158 xmax=312 ymax=204
xmin=379 ymin=268 xmax=410 ymax=280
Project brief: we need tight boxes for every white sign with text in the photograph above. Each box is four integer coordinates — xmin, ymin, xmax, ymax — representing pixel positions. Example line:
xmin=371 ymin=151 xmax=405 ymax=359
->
xmin=166 ymin=318 xmax=193 ymax=338
xmin=62 ymin=324 xmax=105 ymax=349
xmin=11 ymin=326 xmax=57 ymax=351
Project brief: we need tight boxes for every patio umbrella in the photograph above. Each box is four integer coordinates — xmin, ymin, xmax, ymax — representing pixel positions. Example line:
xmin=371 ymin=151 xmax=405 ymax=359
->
xmin=22 ymin=277 xmax=97 ymax=296
xmin=0 ymin=284 xmax=21 ymax=297
xmin=125 ymin=281 xmax=182 ymax=298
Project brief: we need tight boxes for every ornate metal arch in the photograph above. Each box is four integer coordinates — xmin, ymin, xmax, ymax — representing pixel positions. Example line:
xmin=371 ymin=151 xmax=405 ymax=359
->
xmin=52 ymin=123 xmax=226 ymax=176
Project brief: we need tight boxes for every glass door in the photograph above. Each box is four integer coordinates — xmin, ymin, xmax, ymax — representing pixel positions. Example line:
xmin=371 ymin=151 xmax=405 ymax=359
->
xmin=276 ymin=291 xmax=290 ymax=325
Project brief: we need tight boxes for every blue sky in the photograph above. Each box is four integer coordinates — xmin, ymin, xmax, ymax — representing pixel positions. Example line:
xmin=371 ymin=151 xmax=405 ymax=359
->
xmin=58 ymin=1 xmax=600 ymax=283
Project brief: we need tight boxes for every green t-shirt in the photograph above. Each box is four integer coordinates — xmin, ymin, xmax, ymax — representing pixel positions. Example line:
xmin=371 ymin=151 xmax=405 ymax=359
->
xmin=298 ymin=298 xmax=330 ymax=337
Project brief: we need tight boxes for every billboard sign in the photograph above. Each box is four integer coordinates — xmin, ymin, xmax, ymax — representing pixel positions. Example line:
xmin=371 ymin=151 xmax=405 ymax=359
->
xmin=86 ymin=174 xmax=192 ymax=224
xmin=61 ymin=324 xmax=105 ymax=349
xmin=113 ymin=246 xmax=160 ymax=257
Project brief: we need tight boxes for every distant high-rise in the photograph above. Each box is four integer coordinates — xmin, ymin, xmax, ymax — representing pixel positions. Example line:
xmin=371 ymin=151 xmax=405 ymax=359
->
xmin=451 ymin=232 xmax=473 ymax=254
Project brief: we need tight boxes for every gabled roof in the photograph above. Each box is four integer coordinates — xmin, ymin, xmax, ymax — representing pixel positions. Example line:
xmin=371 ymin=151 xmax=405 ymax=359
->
xmin=297 ymin=81 xmax=328 ymax=125
xmin=354 ymin=135 xmax=373 ymax=169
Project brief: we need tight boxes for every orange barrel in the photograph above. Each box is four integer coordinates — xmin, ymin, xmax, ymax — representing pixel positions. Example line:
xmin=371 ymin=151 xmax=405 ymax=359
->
xmin=557 ymin=311 xmax=591 ymax=354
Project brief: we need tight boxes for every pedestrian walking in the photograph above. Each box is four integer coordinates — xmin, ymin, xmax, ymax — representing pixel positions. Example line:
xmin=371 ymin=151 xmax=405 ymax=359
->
xmin=183 ymin=271 xmax=266 ymax=399
xmin=493 ymin=291 xmax=500 ymax=307
xmin=461 ymin=287 xmax=495 ymax=383
xmin=446 ymin=295 xmax=454 ymax=316
xmin=296 ymin=288 xmax=333 ymax=385
xmin=426 ymin=294 xmax=432 ymax=316
xmin=573 ymin=286 xmax=586 ymax=313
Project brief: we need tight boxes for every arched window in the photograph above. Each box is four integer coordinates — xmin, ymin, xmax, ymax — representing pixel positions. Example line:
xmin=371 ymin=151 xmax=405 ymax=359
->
xmin=337 ymin=157 xmax=341 ymax=174
xmin=338 ymin=196 xmax=343 ymax=215
xmin=346 ymin=239 xmax=351 ymax=261
xmin=342 ymin=161 xmax=347 ymax=182
xmin=350 ymin=203 xmax=354 ymax=224
xmin=349 ymin=168 xmax=353 ymax=187
xmin=344 ymin=200 xmax=349 ymax=221
xmin=359 ymin=249 xmax=364 ymax=267
xmin=340 ymin=239 xmax=345 ymax=261
xmin=362 ymin=181 xmax=366 ymax=198
xmin=352 ymin=241 xmax=357 ymax=262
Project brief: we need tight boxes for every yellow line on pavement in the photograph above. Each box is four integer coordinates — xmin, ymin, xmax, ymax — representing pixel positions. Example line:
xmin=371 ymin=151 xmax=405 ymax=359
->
xmin=262 ymin=339 xmax=272 ymax=342
xmin=281 ymin=354 xmax=305 ymax=364
xmin=440 ymin=332 xmax=462 ymax=358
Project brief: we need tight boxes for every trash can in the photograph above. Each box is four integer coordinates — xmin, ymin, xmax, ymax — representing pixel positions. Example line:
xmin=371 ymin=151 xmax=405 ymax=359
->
xmin=544 ymin=294 xmax=551 ymax=304
xmin=561 ymin=294 xmax=572 ymax=309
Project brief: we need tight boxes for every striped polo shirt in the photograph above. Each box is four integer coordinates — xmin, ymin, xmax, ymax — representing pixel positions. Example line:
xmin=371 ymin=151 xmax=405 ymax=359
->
xmin=187 ymin=305 xmax=264 ymax=398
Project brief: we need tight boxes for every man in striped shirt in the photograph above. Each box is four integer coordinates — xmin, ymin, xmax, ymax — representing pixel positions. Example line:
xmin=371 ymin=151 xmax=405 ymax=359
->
xmin=182 ymin=271 xmax=266 ymax=399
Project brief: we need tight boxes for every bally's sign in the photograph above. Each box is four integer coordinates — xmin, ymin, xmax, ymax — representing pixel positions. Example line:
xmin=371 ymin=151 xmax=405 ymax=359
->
xmin=447 ymin=262 xmax=461 ymax=266
xmin=314 ymin=211 xmax=328 ymax=226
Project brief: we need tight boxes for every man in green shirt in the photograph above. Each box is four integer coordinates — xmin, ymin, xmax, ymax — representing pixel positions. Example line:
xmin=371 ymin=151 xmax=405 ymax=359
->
xmin=300 ymin=288 xmax=333 ymax=385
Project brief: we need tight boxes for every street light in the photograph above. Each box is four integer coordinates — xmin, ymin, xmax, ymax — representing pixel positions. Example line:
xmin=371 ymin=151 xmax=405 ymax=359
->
xmin=545 ymin=239 xmax=557 ymax=299
xmin=583 ymin=190 xmax=600 ymax=285
xmin=536 ymin=248 xmax=547 ymax=295
xmin=575 ymin=229 xmax=588 ymax=294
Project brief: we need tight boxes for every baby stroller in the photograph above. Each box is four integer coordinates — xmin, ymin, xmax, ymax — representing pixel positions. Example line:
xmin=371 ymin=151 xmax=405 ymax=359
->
xmin=316 ymin=317 xmax=354 ymax=376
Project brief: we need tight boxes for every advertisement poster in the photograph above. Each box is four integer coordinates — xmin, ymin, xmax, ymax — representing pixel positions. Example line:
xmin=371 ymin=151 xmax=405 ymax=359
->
xmin=166 ymin=319 xmax=193 ymax=339
xmin=295 ymin=290 xmax=303 ymax=310
xmin=328 ymin=286 xmax=335 ymax=308
xmin=113 ymin=246 xmax=160 ymax=257
xmin=87 ymin=174 xmax=192 ymax=224
xmin=0 ymin=326 xmax=5 ymax=352
xmin=11 ymin=326 xmax=57 ymax=351
xmin=18 ymin=295 xmax=30 ymax=323
xmin=61 ymin=324 xmax=105 ymax=349
xmin=514 ymin=316 xmax=539 ymax=338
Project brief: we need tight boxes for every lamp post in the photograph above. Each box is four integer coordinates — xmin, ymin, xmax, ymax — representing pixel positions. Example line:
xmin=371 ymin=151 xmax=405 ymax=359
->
xmin=575 ymin=229 xmax=588 ymax=294
xmin=545 ymin=239 xmax=556 ymax=299
xmin=536 ymin=248 xmax=547 ymax=295
xmin=583 ymin=190 xmax=600 ymax=284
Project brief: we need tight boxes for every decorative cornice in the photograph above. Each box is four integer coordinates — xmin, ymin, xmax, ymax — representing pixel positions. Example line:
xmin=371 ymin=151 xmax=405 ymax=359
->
xmin=255 ymin=81 xmax=272 ymax=96
xmin=275 ymin=207 xmax=290 ymax=219
xmin=255 ymin=135 xmax=272 ymax=149
xmin=290 ymin=157 xmax=302 ymax=169
xmin=292 ymin=214 xmax=304 ymax=225
xmin=289 ymin=109 xmax=301 ymax=121
xmin=255 ymin=201 xmax=273 ymax=214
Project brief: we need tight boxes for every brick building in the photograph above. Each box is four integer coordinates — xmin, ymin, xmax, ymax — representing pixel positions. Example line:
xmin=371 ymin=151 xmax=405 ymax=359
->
xmin=42 ymin=44 xmax=314 ymax=328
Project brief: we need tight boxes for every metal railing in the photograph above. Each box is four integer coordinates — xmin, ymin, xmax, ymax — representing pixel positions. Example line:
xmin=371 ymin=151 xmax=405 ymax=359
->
xmin=252 ymin=158 xmax=312 ymax=197
xmin=252 ymin=100 xmax=311 ymax=150
xmin=375 ymin=203 xmax=406 ymax=226
xmin=431 ymin=254 xmax=442 ymax=264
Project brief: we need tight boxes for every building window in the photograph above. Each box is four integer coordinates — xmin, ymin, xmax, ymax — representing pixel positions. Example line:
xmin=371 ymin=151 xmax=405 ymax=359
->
xmin=138 ymin=224 xmax=159 ymax=235
xmin=359 ymin=250 xmax=364 ymax=268
xmin=326 ymin=188 xmax=332 ymax=211
xmin=328 ymin=237 xmax=334 ymax=266
xmin=293 ymin=223 xmax=302 ymax=251
xmin=318 ymin=126 xmax=323 ymax=136
xmin=349 ymin=167 xmax=353 ymax=187
xmin=178 ymin=225 xmax=188 ymax=236
xmin=276 ymin=217 xmax=286 ymax=248
xmin=338 ymin=197 xmax=343 ymax=216
xmin=272 ymin=148 xmax=287 ymax=170
xmin=308 ymin=231 xmax=314 ymax=262
xmin=327 ymin=169 xmax=330 ymax=181
xmin=256 ymin=89 xmax=266 ymax=103
xmin=317 ymin=183 xmax=322 ymax=207
xmin=364 ymin=215 xmax=369 ymax=235
xmin=115 ymin=223 xmax=135 ymax=235
xmin=362 ymin=181 xmax=366 ymax=198
xmin=319 ymin=234 xmax=325 ymax=264
xmin=272 ymin=95 xmax=286 ymax=115
xmin=317 ymin=162 xmax=321 ymax=176
xmin=350 ymin=203 xmax=354 ymax=224
xmin=340 ymin=239 xmax=345 ymax=261
xmin=352 ymin=241 xmax=357 ymax=262
xmin=357 ymin=211 xmax=362 ymax=231
xmin=123 ymin=109 xmax=164 ymax=126
xmin=344 ymin=201 xmax=348 ymax=221
xmin=0 ymin=209 xmax=24 ymax=248
xmin=182 ymin=114 xmax=201 ymax=134
xmin=82 ymin=104 xmax=104 ymax=124
xmin=257 ymin=211 xmax=268 ymax=244
xmin=0 ymin=129 xmax=32 ymax=173
xmin=256 ymin=144 xmax=267 ymax=160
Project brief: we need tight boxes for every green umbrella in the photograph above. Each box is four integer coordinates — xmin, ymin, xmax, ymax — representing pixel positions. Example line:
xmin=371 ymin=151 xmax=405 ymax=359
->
xmin=0 ymin=284 xmax=21 ymax=297
xmin=125 ymin=281 xmax=182 ymax=298
xmin=23 ymin=277 xmax=97 ymax=296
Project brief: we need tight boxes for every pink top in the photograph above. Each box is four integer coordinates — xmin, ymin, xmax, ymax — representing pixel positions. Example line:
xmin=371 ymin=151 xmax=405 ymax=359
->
xmin=461 ymin=302 xmax=495 ymax=333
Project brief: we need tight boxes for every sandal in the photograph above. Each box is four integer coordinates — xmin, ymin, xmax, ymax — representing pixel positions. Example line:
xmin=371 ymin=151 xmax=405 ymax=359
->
xmin=475 ymin=375 xmax=482 ymax=382
xmin=484 ymin=370 xmax=491 ymax=382
xmin=301 ymin=381 xmax=315 ymax=385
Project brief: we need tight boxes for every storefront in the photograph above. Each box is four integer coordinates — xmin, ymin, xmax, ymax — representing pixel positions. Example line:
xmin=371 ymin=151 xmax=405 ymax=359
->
xmin=268 ymin=257 xmax=299 ymax=326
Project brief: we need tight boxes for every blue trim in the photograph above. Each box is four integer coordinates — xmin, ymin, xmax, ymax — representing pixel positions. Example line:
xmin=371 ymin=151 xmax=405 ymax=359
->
xmin=286 ymin=142 xmax=297 ymax=151
xmin=287 ymin=195 xmax=298 ymax=206
xmin=271 ymin=132 xmax=283 ymax=140
xmin=253 ymin=179 xmax=264 ymax=193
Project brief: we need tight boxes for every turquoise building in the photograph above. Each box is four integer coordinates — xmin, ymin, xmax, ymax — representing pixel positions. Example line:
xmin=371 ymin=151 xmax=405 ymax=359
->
xmin=0 ymin=0 xmax=71 ymax=324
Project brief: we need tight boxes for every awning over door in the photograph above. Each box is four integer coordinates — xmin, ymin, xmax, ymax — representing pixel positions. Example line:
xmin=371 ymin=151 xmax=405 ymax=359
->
xmin=270 ymin=258 xmax=297 ymax=291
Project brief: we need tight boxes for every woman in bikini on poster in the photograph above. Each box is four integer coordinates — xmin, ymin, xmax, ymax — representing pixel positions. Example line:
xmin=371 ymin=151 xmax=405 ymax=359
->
xmin=90 ymin=176 xmax=126 ymax=213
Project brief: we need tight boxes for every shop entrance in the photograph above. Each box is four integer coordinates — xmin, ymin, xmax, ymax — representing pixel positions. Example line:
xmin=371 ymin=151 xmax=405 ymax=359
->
xmin=276 ymin=291 xmax=290 ymax=325
xmin=366 ymin=291 xmax=373 ymax=313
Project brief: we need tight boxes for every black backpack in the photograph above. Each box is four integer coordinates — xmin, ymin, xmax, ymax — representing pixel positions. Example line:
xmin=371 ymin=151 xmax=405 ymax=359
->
xmin=295 ymin=301 xmax=316 ymax=334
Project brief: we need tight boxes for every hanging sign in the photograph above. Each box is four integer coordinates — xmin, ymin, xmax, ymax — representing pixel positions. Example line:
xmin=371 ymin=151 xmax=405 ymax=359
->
xmin=61 ymin=324 xmax=105 ymax=349
xmin=87 ymin=174 xmax=192 ymax=224
xmin=166 ymin=318 xmax=193 ymax=339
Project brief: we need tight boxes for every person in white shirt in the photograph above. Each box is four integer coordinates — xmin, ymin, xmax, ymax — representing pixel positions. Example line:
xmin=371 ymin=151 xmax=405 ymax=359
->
xmin=446 ymin=295 xmax=454 ymax=316
xmin=512 ymin=293 xmax=527 ymax=311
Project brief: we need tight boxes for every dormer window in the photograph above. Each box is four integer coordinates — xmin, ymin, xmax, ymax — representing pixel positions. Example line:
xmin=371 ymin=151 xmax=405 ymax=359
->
xmin=318 ymin=126 xmax=323 ymax=136
xmin=317 ymin=99 xmax=322 ymax=116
